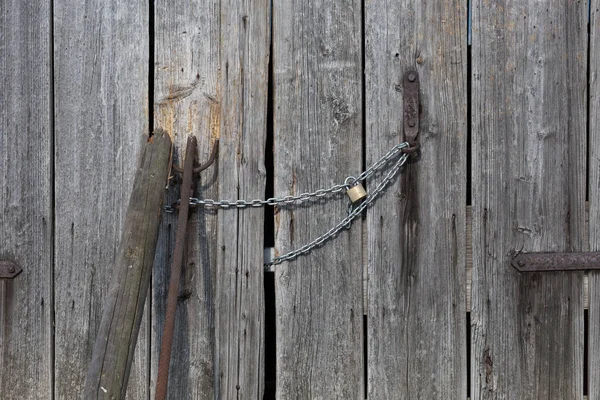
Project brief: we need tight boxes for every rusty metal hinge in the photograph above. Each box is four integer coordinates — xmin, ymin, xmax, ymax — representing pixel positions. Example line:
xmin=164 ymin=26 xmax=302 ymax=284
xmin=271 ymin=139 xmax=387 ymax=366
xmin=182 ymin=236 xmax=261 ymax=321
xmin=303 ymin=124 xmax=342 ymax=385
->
xmin=512 ymin=251 xmax=600 ymax=272
xmin=0 ymin=261 xmax=23 ymax=279
xmin=403 ymin=70 xmax=420 ymax=152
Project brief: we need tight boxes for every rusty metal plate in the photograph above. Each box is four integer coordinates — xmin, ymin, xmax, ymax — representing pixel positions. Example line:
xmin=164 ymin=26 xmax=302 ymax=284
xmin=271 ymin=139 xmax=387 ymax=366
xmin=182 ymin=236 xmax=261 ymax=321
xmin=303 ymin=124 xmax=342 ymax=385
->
xmin=0 ymin=261 xmax=23 ymax=279
xmin=512 ymin=252 xmax=600 ymax=272
xmin=403 ymin=70 xmax=420 ymax=145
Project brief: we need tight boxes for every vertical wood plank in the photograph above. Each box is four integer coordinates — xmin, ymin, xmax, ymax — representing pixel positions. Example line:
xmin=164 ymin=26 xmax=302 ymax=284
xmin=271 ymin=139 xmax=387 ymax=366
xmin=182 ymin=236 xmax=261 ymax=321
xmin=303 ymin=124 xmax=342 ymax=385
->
xmin=471 ymin=1 xmax=587 ymax=398
xmin=365 ymin=1 xmax=467 ymax=398
xmin=153 ymin=0 xmax=270 ymax=398
xmin=214 ymin=0 xmax=269 ymax=397
xmin=152 ymin=0 xmax=220 ymax=395
xmin=0 ymin=1 xmax=52 ymax=399
xmin=53 ymin=0 xmax=149 ymax=397
xmin=83 ymin=131 xmax=171 ymax=399
xmin=273 ymin=0 xmax=364 ymax=398
xmin=589 ymin=1 xmax=600 ymax=398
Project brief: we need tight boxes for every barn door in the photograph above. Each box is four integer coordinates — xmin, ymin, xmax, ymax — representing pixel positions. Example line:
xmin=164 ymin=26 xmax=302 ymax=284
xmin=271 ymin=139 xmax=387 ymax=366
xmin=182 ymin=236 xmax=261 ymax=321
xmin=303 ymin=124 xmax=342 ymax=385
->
xmin=272 ymin=0 xmax=594 ymax=399
xmin=1 ymin=0 xmax=598 ymax=399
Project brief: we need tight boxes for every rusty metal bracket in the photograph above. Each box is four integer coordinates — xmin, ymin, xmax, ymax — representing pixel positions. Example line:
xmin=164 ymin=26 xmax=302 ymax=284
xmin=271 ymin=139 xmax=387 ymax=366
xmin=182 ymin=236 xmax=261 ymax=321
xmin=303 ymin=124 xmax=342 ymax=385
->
xmin=171 ymin=139 xmax=219 ymax=175
xmin=403 ymin=70 xmax=420 ymax=153
xmin=155 ymin=135 xmax=220 ymax=400
xmin=512 ymin=251 xmax=600 ymax=272
xmin=0 ymin=261 xmax=23 ymax=279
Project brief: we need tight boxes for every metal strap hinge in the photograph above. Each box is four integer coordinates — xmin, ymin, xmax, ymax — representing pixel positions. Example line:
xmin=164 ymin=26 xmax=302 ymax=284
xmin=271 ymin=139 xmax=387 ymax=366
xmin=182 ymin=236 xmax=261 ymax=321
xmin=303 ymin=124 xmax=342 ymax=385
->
xmin=512 ymin=252 xmax=600 ymax=272
xmin=0 ymin=261 xmax=23 ymax=279
xmin=403 ymin=70 xmax=420 ymax=153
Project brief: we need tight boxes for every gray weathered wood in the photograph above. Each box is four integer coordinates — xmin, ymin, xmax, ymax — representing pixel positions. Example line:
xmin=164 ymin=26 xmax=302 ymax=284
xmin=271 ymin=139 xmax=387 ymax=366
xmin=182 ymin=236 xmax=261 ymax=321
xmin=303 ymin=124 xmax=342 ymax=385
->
xmin=152 ymin=1 xmax=220 ymax=396
xmin=467 ymin=205 xmax=591 ymax=311
xmin=153 ymin=0 xmax=270 ymax=398
xmin=273 ymin=0 xmax=364 ymax=397
xmin=213 ymin=0 xmax=269 ymax=398
xmin=53 ymin=1 xmax=150 ymax=397
xmin=84 ymin=131 xmax=171 ymax=399
xmin=471 ymin=1 xmax=587 ymax=398
xmin=0 ymin=1 xmax=52 ymax=399
xmin=589 ymin=3 xmax=600 ymax=398
xmin=365 ymin=1 xmax=467 ymax=398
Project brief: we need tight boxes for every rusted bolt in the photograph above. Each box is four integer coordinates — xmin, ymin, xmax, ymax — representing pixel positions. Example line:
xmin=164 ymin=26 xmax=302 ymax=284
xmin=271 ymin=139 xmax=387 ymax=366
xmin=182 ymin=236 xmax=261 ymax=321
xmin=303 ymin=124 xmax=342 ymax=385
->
xmin=7 ymin=265 xmax=15 ymax=273
xmin=408 ymin=72 xmax=416 ymax=82
xmin=408 ymin=120 xmax=416 ymax=127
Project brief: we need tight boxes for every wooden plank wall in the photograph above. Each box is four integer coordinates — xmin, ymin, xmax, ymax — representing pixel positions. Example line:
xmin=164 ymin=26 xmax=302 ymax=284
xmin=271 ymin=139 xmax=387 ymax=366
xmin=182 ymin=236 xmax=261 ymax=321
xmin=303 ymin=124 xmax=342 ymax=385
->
xmin=152 ymin=1 xmax=220 ymax=397
xmin=0 ymin=1 xmax=53 ymax=398
xmin=272 ymin=0 xmax=364 ymax=398
xmin=590 ymin=1 xmax=600 ymax=398
xmin=2 ymin=0 xmax=600 ymax=399
xmin=365 ymin=1 xmax=467 ymax=398
xmin=213 ymin=1 xmax=270 ymax=397
xmin=53 ymin=0 xmax=150 ymax=397
xmin=471 ymin=1 xmax=587 ymax=398
xmin=153 ymin=0 xmax=269 ymax=398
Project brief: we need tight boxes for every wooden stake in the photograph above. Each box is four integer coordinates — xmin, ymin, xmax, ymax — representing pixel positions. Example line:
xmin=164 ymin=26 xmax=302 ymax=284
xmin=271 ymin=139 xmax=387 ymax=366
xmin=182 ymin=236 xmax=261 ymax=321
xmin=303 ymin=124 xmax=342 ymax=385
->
xmin=83 ymin=129 xmax=172 ymax=399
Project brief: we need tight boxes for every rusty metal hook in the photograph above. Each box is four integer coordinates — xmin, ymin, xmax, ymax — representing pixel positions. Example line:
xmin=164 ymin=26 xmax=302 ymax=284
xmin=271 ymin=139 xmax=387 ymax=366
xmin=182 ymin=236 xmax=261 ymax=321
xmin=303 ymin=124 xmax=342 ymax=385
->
xmin=155 ymin=136 xmax=197 ymax=400
xmin=172 ymin=139 xmax=219 ymax=175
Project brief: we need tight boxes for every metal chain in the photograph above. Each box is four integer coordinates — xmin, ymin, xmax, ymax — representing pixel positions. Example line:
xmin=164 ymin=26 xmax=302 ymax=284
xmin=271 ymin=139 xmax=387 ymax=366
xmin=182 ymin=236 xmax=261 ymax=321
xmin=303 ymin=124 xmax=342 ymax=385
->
xmin=164 ymin=142 xmax=410 ymax=212
xmin=164 ymin=142 xmax=412 ymax=268
xmin=268 ymin=151 xmax=409 ymax=267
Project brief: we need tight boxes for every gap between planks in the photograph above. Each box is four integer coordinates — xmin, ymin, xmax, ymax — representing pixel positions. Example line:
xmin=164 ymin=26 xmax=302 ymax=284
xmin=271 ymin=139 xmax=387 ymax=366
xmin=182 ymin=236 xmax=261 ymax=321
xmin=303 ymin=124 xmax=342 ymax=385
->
xmin=266 ymin=203 xmax=591 ymax=312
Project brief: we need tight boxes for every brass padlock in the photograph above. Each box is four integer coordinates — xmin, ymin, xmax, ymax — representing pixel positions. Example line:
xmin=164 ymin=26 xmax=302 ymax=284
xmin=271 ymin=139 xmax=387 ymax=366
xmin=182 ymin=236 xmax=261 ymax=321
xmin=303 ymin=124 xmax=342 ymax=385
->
xmin=346 ymin=183 xmax=367 ymax=203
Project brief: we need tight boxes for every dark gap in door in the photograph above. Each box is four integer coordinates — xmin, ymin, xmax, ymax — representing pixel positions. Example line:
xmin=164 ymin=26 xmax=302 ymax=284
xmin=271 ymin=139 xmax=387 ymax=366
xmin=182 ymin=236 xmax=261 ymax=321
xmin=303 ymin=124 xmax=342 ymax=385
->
xmin=466 ymin=311 xmax=471 ymax=398
xmin=364 ymin=315 xmax=368 ymax=398
xmin=263 ymin=2 xmax=276 ymax=397
xmin=147 ymin=1 xmax=155 ymax=397
xmin=586 ymin=1 xmax=591 ymax=202
xmin=466 ymin=0 xmax=472 ymax=206
xmin=361 ymin=1 xmax=367 ymax=396
xmin=360 ymin=0 xmax=367 ymax=223
xmin=466 ymin=3 xmax=472 ymax=398
xmin=50 ymin=0 xmax=56 ymax=398
xmin=264 ymin=273 xmax=276 ymax=399
xmin=584 ymin=308 xmax=589 ymax=396
xmin=148 ymin=0 xmax=155 ymax=138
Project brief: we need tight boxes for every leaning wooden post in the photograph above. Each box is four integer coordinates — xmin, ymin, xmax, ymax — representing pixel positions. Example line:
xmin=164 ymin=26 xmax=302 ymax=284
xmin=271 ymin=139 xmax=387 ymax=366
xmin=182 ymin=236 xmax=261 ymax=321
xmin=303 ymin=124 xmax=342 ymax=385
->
xmin=83 ymin=129 xmax=172 ymax=399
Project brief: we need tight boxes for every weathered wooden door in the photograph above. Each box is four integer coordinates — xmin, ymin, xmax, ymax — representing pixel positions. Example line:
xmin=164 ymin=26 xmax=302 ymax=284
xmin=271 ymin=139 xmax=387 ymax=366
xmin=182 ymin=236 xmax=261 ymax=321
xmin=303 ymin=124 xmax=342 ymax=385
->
xmin=1 ymin=0 xmax=598 ymax=399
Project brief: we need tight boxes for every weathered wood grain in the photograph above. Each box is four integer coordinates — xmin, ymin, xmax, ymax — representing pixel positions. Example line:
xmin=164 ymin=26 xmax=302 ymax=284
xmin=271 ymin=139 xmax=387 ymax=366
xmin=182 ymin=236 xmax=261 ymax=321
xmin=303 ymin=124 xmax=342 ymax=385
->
xmin=468 ymin=205 xmax=590 ymax=311
xmin=589 ymin=3 xmax=600 ymax=398
xmin=273 ymin=0 xmax=364 ymax=397
xmin=0 ymin=1 xmax=52 ymax=399
xmin=53 ymin=1 xmax=150 ymax=397
xmin=152 ymin=0 xmax=220 ymax=397
xmin=153 ymin=0 xmax=270 ymax=398
xmin=471 ymin=1 xmax=587 ymax=398
xmin=83 ymin=131 xmax=171 ymax=399
xmin=213 ymin=0 xmax=269 ymax=398
xmin=365 ymin=1 xmax=467 ymax=398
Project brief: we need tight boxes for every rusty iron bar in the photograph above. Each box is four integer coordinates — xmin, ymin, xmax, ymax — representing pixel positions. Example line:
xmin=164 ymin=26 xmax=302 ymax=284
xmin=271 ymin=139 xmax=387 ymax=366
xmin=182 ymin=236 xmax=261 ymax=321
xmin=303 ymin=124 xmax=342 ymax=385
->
xmin=171 ymin=139 xmax=219 ymax=175
xmin=402 ymin=70 xmax=420 ymax=153
xmin=512 ymin=251 xmax=600 ymax=272
xmin=155 ymin=136 xmax=197 ymax=400
xmin=194 ymin=139 xmax=219 ymax=173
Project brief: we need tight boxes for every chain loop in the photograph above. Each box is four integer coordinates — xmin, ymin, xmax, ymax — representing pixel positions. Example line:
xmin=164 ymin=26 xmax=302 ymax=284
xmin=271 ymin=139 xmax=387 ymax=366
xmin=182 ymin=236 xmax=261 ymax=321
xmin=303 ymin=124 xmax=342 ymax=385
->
xmin=268 ymin=151 xmax=408 ymax=266
xmin=163 ymin=142 xmax=412 ymax=267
